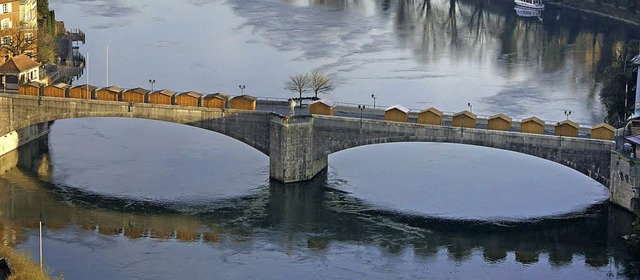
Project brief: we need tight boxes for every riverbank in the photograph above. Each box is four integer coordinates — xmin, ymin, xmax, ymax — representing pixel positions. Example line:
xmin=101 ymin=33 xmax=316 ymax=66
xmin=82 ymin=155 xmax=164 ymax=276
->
xmin=0 ymin=245 xmax=58 ymax=280
xmin=547 ymin=0 xmax=640 ymax=27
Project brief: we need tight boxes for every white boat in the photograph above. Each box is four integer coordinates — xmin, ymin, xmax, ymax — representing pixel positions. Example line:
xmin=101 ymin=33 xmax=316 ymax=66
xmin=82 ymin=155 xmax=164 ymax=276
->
xmin=515 ymin=6 xmax=543 ymax=18
xmin=515 ymin=0 xmax=544 ymax=9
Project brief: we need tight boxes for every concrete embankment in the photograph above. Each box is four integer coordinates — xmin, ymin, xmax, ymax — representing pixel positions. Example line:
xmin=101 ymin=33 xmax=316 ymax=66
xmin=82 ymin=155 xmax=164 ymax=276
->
xmin=0 ymin=122 xmax=50 ymax=158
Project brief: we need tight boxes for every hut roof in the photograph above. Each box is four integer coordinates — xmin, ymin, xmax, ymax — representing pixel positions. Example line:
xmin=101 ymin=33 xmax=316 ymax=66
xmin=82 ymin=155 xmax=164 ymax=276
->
xmin=385 ymin=104 xmax=409 ymax=113
xmin=99 ymin=86 xmax=123 ymax=93
xmin=71 ymin=84 xmax=98 ymax=91
xmin=125 ymin=87 xmax=150 ymax=95
xmin=522 ymin=116 xmax=544 ymax=126
xmin=24 ymin=81 xmax=40 ymax=88
xmin=178 ymin=91 xmax=203 ymax=98
xmin=489 ymin=113 xmax=512 ymax=122
xmin=557 ymin=120 xmax=579 ymax=129
xmin=626 ymin=135 xmax=640 ymax=145
xmin=0 ymin=54 xmax=39 ymax=74
xmin=419 ymin=107 xmax=442 ymax=116
xmin=592 ymin=123 xmax=615 ymax=132
xmin=203 ymin=93 xmax=229 ymax=100
xmin=47 ymin=83 xmax=69 ymax=89
xmin=632 ymin=54 xmax=640 ymax=65
xmin=150 ymin=89 xmax=177 ymax=97
xmin=232 ymin=94 xmax=257 ymax=101
xmin=311 ymin=99 xmax=335 ymax=108
xmin=453 ymin=110 xmax=477 ymax=119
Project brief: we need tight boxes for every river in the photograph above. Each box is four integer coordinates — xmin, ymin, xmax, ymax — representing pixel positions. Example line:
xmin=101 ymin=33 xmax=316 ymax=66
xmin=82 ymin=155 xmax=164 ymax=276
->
xmin=1 ymin=0 xmax=639 ymax=279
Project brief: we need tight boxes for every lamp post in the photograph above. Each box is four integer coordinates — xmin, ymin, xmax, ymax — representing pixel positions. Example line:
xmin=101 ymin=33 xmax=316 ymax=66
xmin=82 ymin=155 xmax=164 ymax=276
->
xmin=564 ymin=110 xmax=572 ymax=120
xmin=239 ymin=84 xmax=246 ymax=95
xmin=371 ymin=94 xmax=377 ymax=108
xmin=467 ymin=102 xmax=472 ymax=113
xmin=149 ymin=79 xmax=155 ymax=92
xmin=358 ymin=105 xmax=365 ymax=122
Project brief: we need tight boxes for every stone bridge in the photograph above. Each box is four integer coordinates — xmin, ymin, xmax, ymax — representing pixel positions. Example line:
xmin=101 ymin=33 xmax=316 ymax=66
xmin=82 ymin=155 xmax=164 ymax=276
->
xmin=0 ymin=93 xmax=613 ymax=185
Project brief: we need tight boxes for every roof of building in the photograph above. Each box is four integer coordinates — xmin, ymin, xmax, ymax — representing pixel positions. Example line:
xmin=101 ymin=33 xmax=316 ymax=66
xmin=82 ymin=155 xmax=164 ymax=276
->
xmin=124 ymin=87 xmax=150 ymax=95
xmin=521 ymin=116 xmax=545 ymax=126
xmin=557 ymin=119 xmax=579 ymax=129
xmin=632 ymin=54 xmax=640 ymax=65
xmin=418 ymin=107 xmax=442 ymax=116
xmin=98 ymin=86 xmax=123 ymax=93
xmin=203 ymin=93 xmax=229 ymax=100
xmin=385 ymin=104 xmax=409 ymax=113
xmin=231 ymin=94 xmax=257 ymax=101
xmin=453 ymin=110 xmax=477 ymax=119
xmin=489 ymin=113 xmax=512 ymax=122
xmin=592 ymin=123 xmax=615 ymax=132
xmin=47 ymin=83 xmax=70 ymax=89
xmin=311 ymin=99 xmax=335 ymax=108
xmin=23 ymin=81 xmax=40 ymax=88
xmin=178 ymin=91 xmax=203 ymax=98
xmin=150 ymin=89 xmax=177 ymax=97
xmin=0 ymin=54 xmax=40 ymax=75
xmin=626 ymin=135 xmax=640 ymax=145
xmin=71 ymin=84 xmax=98 ymax=91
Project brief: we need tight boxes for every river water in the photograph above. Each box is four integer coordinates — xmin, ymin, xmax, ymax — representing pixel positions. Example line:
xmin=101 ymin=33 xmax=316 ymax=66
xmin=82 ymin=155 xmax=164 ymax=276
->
xmin=0 ymin=0 xmax=639 ymax=279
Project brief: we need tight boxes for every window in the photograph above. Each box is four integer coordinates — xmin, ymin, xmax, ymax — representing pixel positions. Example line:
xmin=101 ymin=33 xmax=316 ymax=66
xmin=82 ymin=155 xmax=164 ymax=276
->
xmin=1 ymin=18 xmax=11 ymax=30
xmin=1 ymin=36 xmax=12 ymax=46
xmin=1 ymin=3 xmax=11 ymax=14
xmin=25 ymin=33 xmax=33 ymax=42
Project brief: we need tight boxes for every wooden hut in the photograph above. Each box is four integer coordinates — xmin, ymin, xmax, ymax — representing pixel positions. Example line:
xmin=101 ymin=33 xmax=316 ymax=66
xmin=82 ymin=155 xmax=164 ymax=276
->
xmin=384 ymin=104 xmax=409 ymax=122
xmin=590 ymin=123 xmax=615 ymax=141
xmin=69 ymin=84 xmax=97 ymax=99
xmin=175 ymin=91 xmax=203 ymax=107
xmin=18 ymin=81 xmax=41 ymax=96
xmin=96 ymin=86 xmax=123 ymax=101
xmin=122 ymin=87 xmax=150 ymax=103
xmin=487 ymin=114 xmax=512 ymax=131
xmin=452 ymin=110 xmax=477 ymax=128
xmin=309 ymin=99 xmax=335 ymax=116
xmin=417 ymin=107 xmax=443 ymax=126
xmin=43 ymin=83 xmax=69 ymax=98
xmin=230 ymin=95 xmax=257 ymax=110
xmin=148 ymin=89 xmax=177 ymax=105
xmin=521 ymin=116 xmax=545 ymax=134
xmin=554 ymin=120 xmax=579 ymax=137
xmin=202 ymin=93 xmax=228 ymax=109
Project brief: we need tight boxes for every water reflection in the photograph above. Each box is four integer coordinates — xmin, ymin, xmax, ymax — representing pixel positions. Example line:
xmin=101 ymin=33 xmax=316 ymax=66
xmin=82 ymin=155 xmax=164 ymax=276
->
xmin=1 ymin=138 xmax=639 ymax=279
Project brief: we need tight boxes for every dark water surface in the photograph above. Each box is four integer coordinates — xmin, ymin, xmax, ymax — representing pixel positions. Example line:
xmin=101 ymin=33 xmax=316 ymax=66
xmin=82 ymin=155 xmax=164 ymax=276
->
xmin=50 ymin=0 xmax=640 ymax=123
xmin=2 ymin=0 xmax=640 ymax=279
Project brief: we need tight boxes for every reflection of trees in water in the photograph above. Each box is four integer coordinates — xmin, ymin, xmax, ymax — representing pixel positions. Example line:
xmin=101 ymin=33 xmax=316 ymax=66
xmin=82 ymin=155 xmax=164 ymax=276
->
xmin=1 ymin=139 xmax=640 ymax=276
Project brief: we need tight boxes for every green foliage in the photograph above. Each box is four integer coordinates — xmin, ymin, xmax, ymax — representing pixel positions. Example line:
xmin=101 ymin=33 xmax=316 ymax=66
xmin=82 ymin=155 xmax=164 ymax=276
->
xmin=37 ymin=30 xmax=57 ymax=64
xmin=600 ymin=40 xmax=639 ymax=127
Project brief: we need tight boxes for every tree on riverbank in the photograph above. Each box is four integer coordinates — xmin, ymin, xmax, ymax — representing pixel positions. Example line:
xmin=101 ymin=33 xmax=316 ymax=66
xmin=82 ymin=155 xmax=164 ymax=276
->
xmin=600 ymin=40 xmax=639 ymax=127
xmin=284 ymin=70 xmax=334 ymax=102
xmin=309 ymin=69 xmax=334 ymax=98
xmin=0 ymin=28 xmax=35 ymax=57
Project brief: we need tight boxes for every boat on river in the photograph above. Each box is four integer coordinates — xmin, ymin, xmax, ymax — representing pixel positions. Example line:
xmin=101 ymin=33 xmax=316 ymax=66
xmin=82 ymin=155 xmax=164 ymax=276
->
xmin=515 ymin=6 xmax=543 ymax=18
xmin=515 ymin=0 xmax=544 ymax=9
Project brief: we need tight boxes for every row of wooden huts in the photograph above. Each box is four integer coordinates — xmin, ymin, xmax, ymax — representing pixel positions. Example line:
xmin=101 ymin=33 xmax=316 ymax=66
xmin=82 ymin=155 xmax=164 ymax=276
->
xmin=17 ymin=82 xmax=258 ymax=110
xmin=308 ymin=100 xmax=616 ymax=140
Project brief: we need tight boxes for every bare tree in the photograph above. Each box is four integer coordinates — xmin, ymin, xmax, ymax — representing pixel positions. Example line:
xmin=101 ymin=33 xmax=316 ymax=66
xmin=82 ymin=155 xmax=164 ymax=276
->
xmin=0 ymin=28 xmax=36 ymax=57
xmin=284 ymin=73 xmax=310 ymax=102
xmin=309 ymin=69 xmax=334 ymax=98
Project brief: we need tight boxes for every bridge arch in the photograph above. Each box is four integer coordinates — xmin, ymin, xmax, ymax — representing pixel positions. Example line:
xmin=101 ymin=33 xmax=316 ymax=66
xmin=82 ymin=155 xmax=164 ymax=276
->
xmin=1 ymin=94 xmax=273 ymax=155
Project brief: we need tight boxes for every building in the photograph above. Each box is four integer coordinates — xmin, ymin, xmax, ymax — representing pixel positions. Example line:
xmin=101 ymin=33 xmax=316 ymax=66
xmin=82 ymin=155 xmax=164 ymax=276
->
xmin=202 ymin=93 xmax=228 ymax=109
xmin=122 ymin=87 xmax=150 ymax=103
xmin=590 ymin=123 xmax=616 ymax=141
xmin=452 ymin=110 xmax=477 ymax=128
xmin=554 ymin=120 xmax=579 ymax=137
xmin=175 ymin=91 xmax=202 ymax=107
xmin=95 ymin=86 xmax=123 ymax=101
xmin=17 ymin=80 xmax=37 ymax=95
xmin=0 ymin=53 xmax=38 ymax=89
xmin=230 ymin=95 xmax=257 ymax=110
xmin=309 ymin=99 xmax=335 ymax=116
xmin=417 ymin=107 xmax=442 ymax=126
xmin=487 ymin=114 xmax=512 ymax=131
xmin=69 ymin=84 xmax=96 ymax=99
xmin=0 ymin=0 xmax=38 ymax=62
xmin=43 ymin=82 xmax=68 ymax=97
xmin=148 ymin=89 xmax=176 ymax=105
xmin=384 ymin=104 xmax=409 ymax=122
xmin=521 ymin=116 xmax=545 ymax=134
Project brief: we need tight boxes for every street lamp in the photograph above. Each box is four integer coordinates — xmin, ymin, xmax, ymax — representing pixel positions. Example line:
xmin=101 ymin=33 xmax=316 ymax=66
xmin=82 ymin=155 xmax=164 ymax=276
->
xmin=371 ymin=94 xmax=377 ymax=108
xmin=239 ymin=84 xmax=246 ymax=95
xmin=467 ymin=102 xmax=472 ymax=113
xmin=564 ymin=110 xmax=572 ymax=120
xmin=358 ymin=105 xmax=365 ymax=122
xmin=149 ymin=79 xmax=156 ymax=92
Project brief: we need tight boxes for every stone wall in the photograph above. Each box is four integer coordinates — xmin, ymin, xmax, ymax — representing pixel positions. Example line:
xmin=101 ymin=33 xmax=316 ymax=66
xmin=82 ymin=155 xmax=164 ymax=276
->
xmin=610 ymin=151 xmax=640 ymax=214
